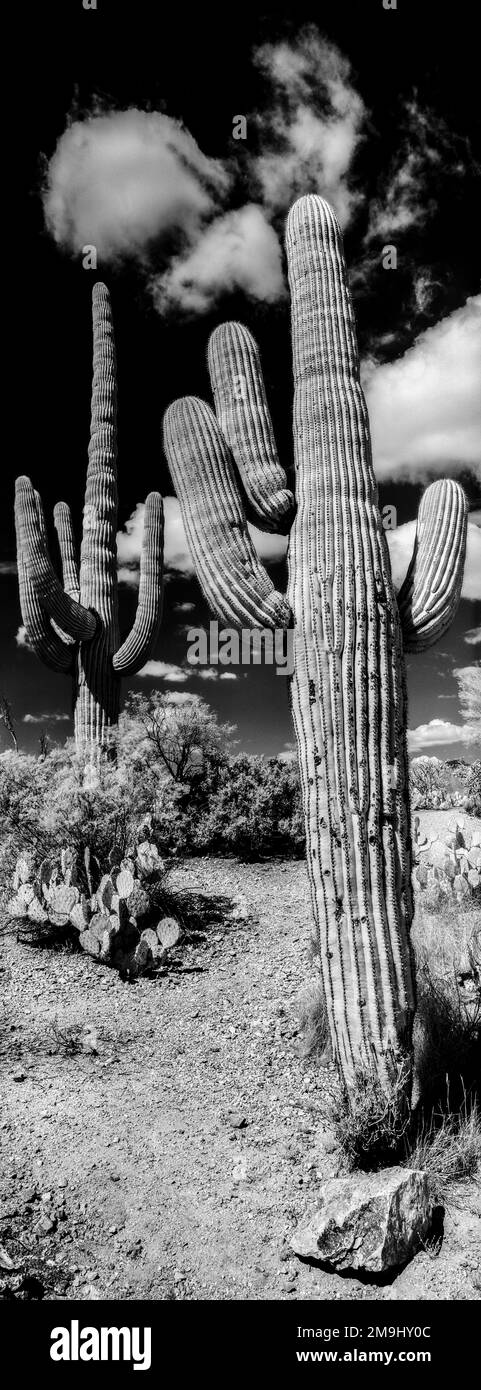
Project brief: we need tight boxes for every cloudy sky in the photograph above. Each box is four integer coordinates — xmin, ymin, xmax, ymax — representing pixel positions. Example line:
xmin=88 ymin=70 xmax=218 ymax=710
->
xmin=2 ymin=1 xmax=480 ymax=759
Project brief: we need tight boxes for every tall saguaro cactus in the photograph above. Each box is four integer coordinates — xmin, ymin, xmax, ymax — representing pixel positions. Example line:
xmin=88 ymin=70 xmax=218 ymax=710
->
xmin=164 ymin=196 xmax=467 ymax=1095
xmin=15 ymin=284 xmax=164 ymax=754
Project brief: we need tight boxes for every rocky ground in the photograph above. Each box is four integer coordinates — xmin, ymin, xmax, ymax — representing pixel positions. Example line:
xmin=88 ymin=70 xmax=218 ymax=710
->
xmin=1 ymin=834 xmax=480 ymax=1302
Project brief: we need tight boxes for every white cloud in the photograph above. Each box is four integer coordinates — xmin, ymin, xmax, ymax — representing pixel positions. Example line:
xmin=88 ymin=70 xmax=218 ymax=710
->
xmin=162 ymin=691 xmax=197 ymax=706
xmin=23 ymin=712 xmax=69 ymax=724
xmin=117 ymin=497 xmax=195 ymax=580
xmin=248 ymin=524 xmax=288 ymax=564
xmin=278 ymin=741 xmax=298 ymax=763
xmin=152 ymin=205 xmax=284 ymax=315
xmin=412 ymin=270 xmax=442 ymax=317
xmin=365 ymin=99 xmax=469 ymax=246
xmin=364 ymin=296 xmax=481 ymax=482
xmin=118 ymin=496 xmax=289 ymax=582
xmin=410 ymin=754 xmax=443 ymax=765
xmin=173 ymin=601 xmax=196 ymax=614
xmin=252 ymin=30 xmax=365 ymax=228
xmin=408 ymin=719 xmax=477 ymax=751
xmin=464 ymin=627 xmax=481 ymax=646
xmin=219 ymin=672 xmax=238 ymax=681
xmin=137 ymin=661 xmax=190 ymax=682
xmin=43 ymin=109 xmax=229 ymax=261
xmin=386 ymin=520 xmax=481 ymax=600
xmin=15 ymin=625 xmax=32 ymax=649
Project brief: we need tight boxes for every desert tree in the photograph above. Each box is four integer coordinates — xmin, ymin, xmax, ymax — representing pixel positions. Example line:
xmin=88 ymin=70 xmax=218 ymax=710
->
xmin=0 ymin=694 xmax=17 ymax=753
xmin=454 ymin=665 xmax=481 ymax=743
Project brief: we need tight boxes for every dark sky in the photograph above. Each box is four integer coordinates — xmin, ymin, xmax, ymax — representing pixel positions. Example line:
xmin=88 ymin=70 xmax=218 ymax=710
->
xmin=2 ymin=0 xmax=480 ymax=758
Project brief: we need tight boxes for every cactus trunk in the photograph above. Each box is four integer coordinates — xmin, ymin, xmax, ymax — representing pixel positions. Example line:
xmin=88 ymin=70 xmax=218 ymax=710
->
xmin=76 ymin=283 xmax=121 ymax=749
xmin=286 ymin=198 xmax=415 ymax=1085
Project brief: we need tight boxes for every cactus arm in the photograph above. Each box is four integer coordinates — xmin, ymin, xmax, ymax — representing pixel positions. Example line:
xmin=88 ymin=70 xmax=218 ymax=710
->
xmin=54 ymin=502 xmax=80 ymax=602
xmin=15 ymin=497 xmax=74 ymax=673
xmin=163 ymin=396 xmax=290 ymax=629
xmin=14 ymin=477 xmax=97 ymax=642
xmin=79 ymin=282 xmax=119 ymax=638
xmin=397 ymin=479 xmax=468 ymax=651
xmin=113 ymin=492 xmax=164 ymax=675
xmin=208 ymin=322 xmax=294 ymax=534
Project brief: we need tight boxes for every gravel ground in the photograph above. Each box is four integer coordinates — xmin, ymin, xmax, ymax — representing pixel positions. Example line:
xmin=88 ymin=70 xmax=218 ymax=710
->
xmin=1 ymin=854 xmax=480 ymax=1302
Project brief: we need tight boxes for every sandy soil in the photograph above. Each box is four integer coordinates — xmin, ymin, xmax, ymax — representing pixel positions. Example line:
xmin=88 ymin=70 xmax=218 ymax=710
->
xmin=1 ymin=850 xmax=480 ymax=1302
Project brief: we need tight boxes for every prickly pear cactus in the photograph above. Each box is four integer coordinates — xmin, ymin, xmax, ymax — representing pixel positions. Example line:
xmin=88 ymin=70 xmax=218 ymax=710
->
xmin=414 ymin=821 xmax=481 ymax=910
xmin=7 ymin=838 xmax=180 ymax=979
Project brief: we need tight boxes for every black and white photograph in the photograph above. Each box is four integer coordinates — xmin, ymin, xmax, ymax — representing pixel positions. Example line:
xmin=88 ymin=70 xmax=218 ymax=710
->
xmin=1 ymin=0 xmax=480 ymax=1346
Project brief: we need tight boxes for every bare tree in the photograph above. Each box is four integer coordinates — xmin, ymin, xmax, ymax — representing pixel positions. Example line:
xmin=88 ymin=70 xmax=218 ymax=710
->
xmin=0 ymin=693 xmax=18 ymax=753
xmin=122 ymin=691 xmax=235 ymax=784
xmin=454 ymin=664 xmax=481 ymax=743
xmin=38 ymin=730 xmax=50 ymax=759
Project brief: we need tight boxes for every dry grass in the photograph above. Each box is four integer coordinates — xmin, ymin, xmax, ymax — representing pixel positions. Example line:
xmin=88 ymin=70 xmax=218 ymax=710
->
xmin=414 ymin=959 xmax=480 ymax=1105
xmin=412 ymin=897 xmax=481 ymax=1113
xmin=405 ymin=1092 xmax=481 ymax=1202
xmin=324 ymin=1055 xmax=412 ymax=1169
xmin=296 ymin=976 xmax=330 ymax=1061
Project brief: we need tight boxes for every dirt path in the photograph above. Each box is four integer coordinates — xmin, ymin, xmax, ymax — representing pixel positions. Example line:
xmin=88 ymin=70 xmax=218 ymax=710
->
xmin=1 ymin=858 xmax=480 ymax=1301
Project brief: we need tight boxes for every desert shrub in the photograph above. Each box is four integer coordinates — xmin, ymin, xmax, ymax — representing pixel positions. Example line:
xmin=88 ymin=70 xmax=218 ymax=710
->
xmin=0 ymin=748 xmax=51 ymax=881
xmin=466 ymin=760 xmax=481 ymax=816
xmin=410 ymin=756 xmax=471 ymax=810
xmin=196 ymin=754 xmax=304 ymax=859
xmin=0 ymin=741 xmax=147 ymax=881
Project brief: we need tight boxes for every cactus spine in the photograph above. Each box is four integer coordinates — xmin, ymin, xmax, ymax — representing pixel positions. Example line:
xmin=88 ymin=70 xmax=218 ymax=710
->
xmin=164 ymin=195 xmax=467 ymax=1095
xmin=15 ymin=284 xmax=164 ymax=755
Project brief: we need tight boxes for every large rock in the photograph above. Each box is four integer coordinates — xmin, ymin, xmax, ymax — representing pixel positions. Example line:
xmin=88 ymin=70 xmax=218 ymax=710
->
xmin=291 ymin=1167 xmax=436 ymax=1274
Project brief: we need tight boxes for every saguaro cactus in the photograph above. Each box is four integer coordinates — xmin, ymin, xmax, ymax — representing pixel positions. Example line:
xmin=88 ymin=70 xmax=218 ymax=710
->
xmin=163 ymin=195 xmax=467 ymax=1096
xmin=15 ymin=284 xmax=164 ymax=754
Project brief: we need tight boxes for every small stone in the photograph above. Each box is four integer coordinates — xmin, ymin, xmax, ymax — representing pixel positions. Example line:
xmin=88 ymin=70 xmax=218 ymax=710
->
xmin=317 ymin=1133 xmax=337 ymax=1155
xmin=226 ymin=1112 xmax=248 ymax=1129
xmin=38 ymin=1214 xmax=57 ymax=1235
xmin=13 ymin=1070 xmax=26 ymax=1083
xmin=81 ymin=1029 xmax=99 ymax=1055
